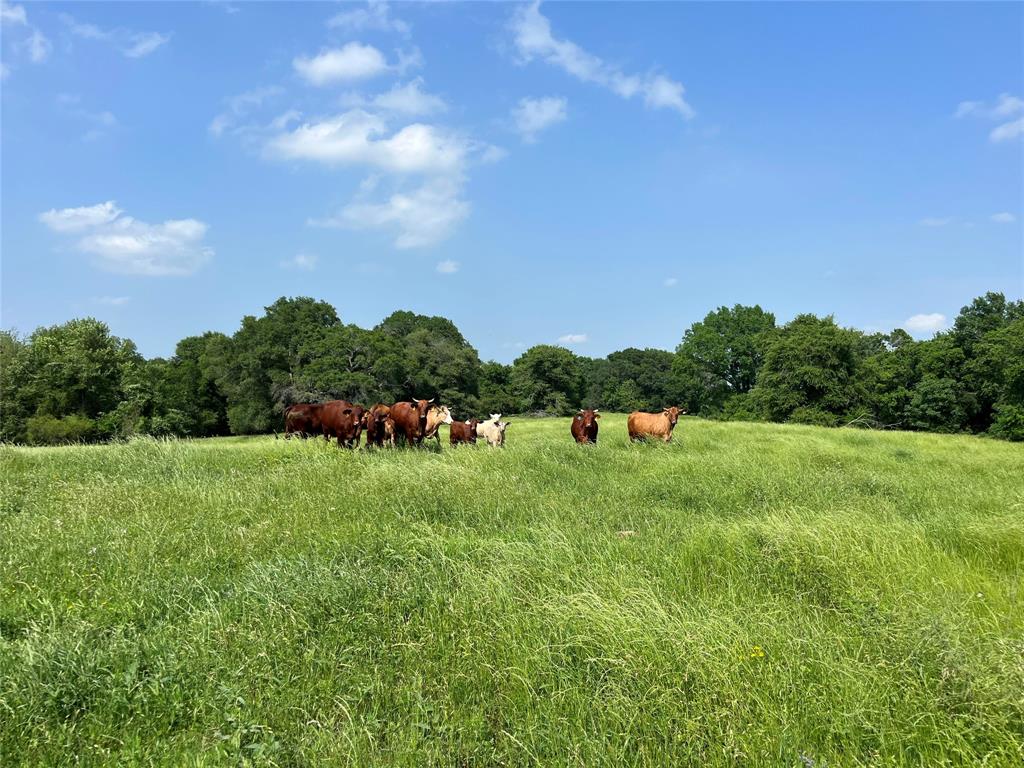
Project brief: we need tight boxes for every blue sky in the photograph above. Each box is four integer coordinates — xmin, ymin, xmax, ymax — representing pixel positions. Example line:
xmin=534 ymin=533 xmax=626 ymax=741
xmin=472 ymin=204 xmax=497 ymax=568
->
xmin=2 ymin=1 xmax=1021 ymax=362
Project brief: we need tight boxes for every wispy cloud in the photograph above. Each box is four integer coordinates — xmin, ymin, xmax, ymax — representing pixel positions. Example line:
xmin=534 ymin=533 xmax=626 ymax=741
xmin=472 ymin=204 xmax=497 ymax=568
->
xmin=663 ymin=277 xmax=678 ymax=288
xmin=2 ymin=1 xmax=50 ymax=65
xmin=919 ymin=217 xmax=952 ymax=227
xmin=40 ymin=201 xmax=212 ymax=276
xmin=990 ymin=212 xmax=1017 ymax=224
xmin=59 ymin=13 xmax=170 ymax=58
xmin=510 ymin=2 xmax=693 ymax=119
xmin=57 ymin=94 xmax=118 ymax=141
xmin=558 ymin=333 xmax=588 ymax=344
xmin=343 ymin=78 xmax=447 ymax=117
xmin=327 ymin=1 xmax=409 ymax=38
xmin=512 ymin=96 xmax=567 ymax=143
xmin=955 ymin=93 xmax=1024 ymax=143
xmin=281 ymin=253 xmax=317 ymax=271
xmin=93 ymin=296 xmax=130 ymax=306
xmin=904 ymin=313 xmax=946 ymax=335
xmin=209 ymin=85 xmax=284 ymax=137
xmin=436 ymin=259 xmax=459 ymax=274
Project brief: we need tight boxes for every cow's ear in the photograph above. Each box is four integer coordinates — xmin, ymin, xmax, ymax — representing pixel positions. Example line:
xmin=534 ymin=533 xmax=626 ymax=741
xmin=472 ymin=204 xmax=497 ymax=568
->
xmin=594 ymin=413 xmax=601 ymax=419
xmin=343 ymin=408 xmax=352 ymax=414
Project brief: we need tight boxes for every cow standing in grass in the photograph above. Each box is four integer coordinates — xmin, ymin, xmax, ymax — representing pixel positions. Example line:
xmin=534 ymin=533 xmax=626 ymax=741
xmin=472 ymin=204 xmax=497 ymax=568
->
xmin=571 ymin=409 xmax=600 ymax=444
xmin=628 ymin=407 xmax=685 ymax=442
xmin=390 ymin=399 xmax=434 ymax=446
xmin=476 ymin=414 xmax=509 ymax=447
xmin=284 ymin=403 xmax=323 ymax=439
xmin=450 ymin=418 xmax=479 ymax=446
xmin=365 ymin=404 xmax=392 ymax=448
xmin=320 ymin=401 xmax=366 ymax=448
xmin=423 ymin=405 xmax=454 ymax=447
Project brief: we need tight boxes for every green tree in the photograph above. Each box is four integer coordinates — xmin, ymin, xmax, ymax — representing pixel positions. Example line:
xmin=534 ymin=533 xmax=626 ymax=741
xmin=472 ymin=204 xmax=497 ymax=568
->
xmin=749 ymin=314 xmax=864 ymax=423
xmin=510 ymin=345 xmax=583 ymax=415
xmin=674 ymin=304 xmax=776 ymax=413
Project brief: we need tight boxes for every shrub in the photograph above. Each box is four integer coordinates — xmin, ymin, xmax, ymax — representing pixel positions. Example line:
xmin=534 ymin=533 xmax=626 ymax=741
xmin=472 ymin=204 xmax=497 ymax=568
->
xmin=988 ymin=403 xmax=1024 ymax=442
xmin=788 ymin=407 xmax=839 ymax=428
xmin=25 ymin=414 xmax=96 ymax=445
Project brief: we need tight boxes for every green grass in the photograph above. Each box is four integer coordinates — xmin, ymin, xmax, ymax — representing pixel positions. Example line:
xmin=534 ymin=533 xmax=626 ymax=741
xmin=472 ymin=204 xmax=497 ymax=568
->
xmin=2 ymin=416 xmax=1023 ymax=766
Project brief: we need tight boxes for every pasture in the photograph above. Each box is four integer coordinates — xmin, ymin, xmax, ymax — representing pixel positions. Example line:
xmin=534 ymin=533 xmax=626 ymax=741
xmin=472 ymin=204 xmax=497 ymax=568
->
xmin=1 ymin=416 xmax=1022 ymax=766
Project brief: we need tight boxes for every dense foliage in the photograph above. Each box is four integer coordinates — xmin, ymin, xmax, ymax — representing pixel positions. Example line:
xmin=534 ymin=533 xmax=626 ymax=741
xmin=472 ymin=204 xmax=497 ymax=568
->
xmin=2 ymin=292 xmax=1022 ymax=443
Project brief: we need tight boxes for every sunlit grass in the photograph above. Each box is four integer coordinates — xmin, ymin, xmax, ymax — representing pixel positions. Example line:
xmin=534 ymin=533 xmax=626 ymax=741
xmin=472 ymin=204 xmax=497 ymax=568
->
xmin=2 ymin=416 xmax=1022 ymax=765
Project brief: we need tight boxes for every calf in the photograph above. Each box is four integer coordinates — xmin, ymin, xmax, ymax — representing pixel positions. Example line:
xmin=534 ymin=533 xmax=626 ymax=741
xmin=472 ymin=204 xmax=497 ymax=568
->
xmin=449 ymin=418 xmax=480 ymax=446
xmin=628 ymin=407 xmax=685 ymax=442
xmin=365 ymin=403 xmax=392 ymax=448
xmin=476 ymin=414 xmax=509 ymax=447
xmin=571 ymin=409 xmax=600 ymax=444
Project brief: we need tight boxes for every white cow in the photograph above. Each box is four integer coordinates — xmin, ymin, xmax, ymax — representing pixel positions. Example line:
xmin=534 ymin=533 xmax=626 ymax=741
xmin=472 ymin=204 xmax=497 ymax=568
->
xmin=476 ymin=413 xmax=509 ymax=447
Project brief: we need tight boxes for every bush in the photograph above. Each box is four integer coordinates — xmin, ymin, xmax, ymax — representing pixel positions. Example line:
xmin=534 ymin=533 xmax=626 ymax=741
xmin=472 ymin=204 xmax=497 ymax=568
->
xmin=788 ymin=407 xmax=839 ymax=427
xmin=988 ymin=403 xmax=1024 ymax=442
xmin=25 ymin=414 xmax=96 ymax=445
xmin=721 ymin=393 xmax=760 ymax=422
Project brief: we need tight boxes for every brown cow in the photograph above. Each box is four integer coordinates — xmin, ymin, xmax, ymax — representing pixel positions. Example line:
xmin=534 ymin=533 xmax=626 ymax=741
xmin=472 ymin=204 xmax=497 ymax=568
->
xmin=571 ymin=409 xmax=600 ymax=444
xmin=284 ymin=403 xmax=323 ymax=439
xmin=389 ymin=398 xmax=434 ymax=446
xmin=628 ymin=407 xmax=686 ymax=442
xmin=364 ymin=403 xmax=392 ymax=448
xmin=449 ymin=418 xmax=479 ymax=446
xmin=320 ymin=400 xmax=366 ymax=448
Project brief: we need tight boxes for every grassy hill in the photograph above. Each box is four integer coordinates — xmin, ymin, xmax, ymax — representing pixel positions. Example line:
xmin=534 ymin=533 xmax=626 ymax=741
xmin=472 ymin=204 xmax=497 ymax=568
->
xmin=2 ymin=416 xmax=1022 ymax=766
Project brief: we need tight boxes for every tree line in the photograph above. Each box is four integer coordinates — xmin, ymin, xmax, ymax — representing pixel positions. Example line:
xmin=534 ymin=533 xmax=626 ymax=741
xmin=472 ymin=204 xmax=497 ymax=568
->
xmin=1 ymin=292 xmax=1021 ymax=444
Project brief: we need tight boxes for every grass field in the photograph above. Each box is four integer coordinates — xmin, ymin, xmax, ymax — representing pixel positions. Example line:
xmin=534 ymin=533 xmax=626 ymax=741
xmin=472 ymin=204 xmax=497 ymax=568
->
xmin=1 ymin=416 xmax=1023 ymax=766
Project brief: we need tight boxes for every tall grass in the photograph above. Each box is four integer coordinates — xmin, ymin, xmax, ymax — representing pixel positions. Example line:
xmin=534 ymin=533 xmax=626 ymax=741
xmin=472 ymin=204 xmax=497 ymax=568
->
xmin=2 ymin=416 xmax=1022 ymax=766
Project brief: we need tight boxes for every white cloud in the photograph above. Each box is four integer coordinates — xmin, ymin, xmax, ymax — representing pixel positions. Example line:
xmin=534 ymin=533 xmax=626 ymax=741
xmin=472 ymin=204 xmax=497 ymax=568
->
xmin=1 ymin=1 xmax=26 ymax=25
xmin=512 ymin=96 xmax=567 ymax=142
xmin=26 ymin=27 xmax=51 ymax=62
xmin=57 ymin=94 xmax=118 ymax=141
xmin=991 ymin=212 xmax=1017 ymax=224
xmin=93 ymin=296 xmax=130 ymax=306
xmin=281 ymin=253 xmax=317 ymax=271
xmin=558 ymin=333 xmax=588 ymax=344
xmin=436 ymin=259 xmax=459 ymax=274
xmin=39 ymin=201 xmax=123 ymax=232
xmin=293 ymin=43 xmax=391 ymax=86
xmin=327 ymin=1 xmax=409 ymax=37
xmin=59 ymin=14 xmax=170 ymax=58
xmin=990 ymin=118 xmax=1024 ymax=143
xmin=40 ymin=202 xmax=212 ymax=276
xmin=0 ymin=63 xmax=9 ymax=79
xmin=209 ymin=85 xmax=284 ymax=137
xmin=956 ymin=93 xmax=1024 ymax=144
xmin=510 ymin=2 xmax=694 ymax=119
xmin=663 ymin=277 xmax=678 ymax=287
xmin=315 ymin=176 xmax=470 ymax=249
xmin=267 ymin=109 xmax=472 ymax=175
xmin=904 ymin=313 xmax=946 ymax=335
xmin=365 ymin=78 xmax=447 ymax=116
xmin=919 ymin=217 xmax=952 ymax=227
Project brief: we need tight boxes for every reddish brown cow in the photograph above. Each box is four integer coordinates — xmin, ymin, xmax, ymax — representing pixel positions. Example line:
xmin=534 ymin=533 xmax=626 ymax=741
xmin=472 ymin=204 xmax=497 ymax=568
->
xmin=628 ymin=407 xmax=686 ymax=442
xmin=570 ymin=409 xmax=600 ymax=444
xmin=320 ymin=400 xmax=366 ymax=448
xmin=284 ymin=403 xmax=323 ymax=439
xmin=389 ymin=398 xmax=434 ymax=446
xmin=449 ymin=418 xmax=480 ymax=446
xmin=364 ymin=403 xmax=392 ymax=448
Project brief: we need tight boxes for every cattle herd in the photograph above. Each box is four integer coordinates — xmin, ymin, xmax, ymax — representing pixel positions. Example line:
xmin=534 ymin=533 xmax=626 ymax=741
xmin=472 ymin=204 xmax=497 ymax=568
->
xmin=284 ymin=399 xmax=686 ymax=448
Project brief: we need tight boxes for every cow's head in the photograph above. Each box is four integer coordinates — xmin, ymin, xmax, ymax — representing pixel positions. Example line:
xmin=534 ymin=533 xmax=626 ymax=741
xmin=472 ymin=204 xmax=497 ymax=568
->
xmin=577 ymin=409 xmax=600 ymax=430
xmin=662 ymin=406 xmax=684 ymax=428
xmin=429 ymin=405 xmax=453 ymax=425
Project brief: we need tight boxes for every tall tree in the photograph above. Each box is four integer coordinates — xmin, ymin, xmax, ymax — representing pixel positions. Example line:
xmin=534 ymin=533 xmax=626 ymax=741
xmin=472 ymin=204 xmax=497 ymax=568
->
xmin=674 ymin=304 xmax=776 ymax=413
xmin=510 ymin=345 xmax=583 ymax=415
